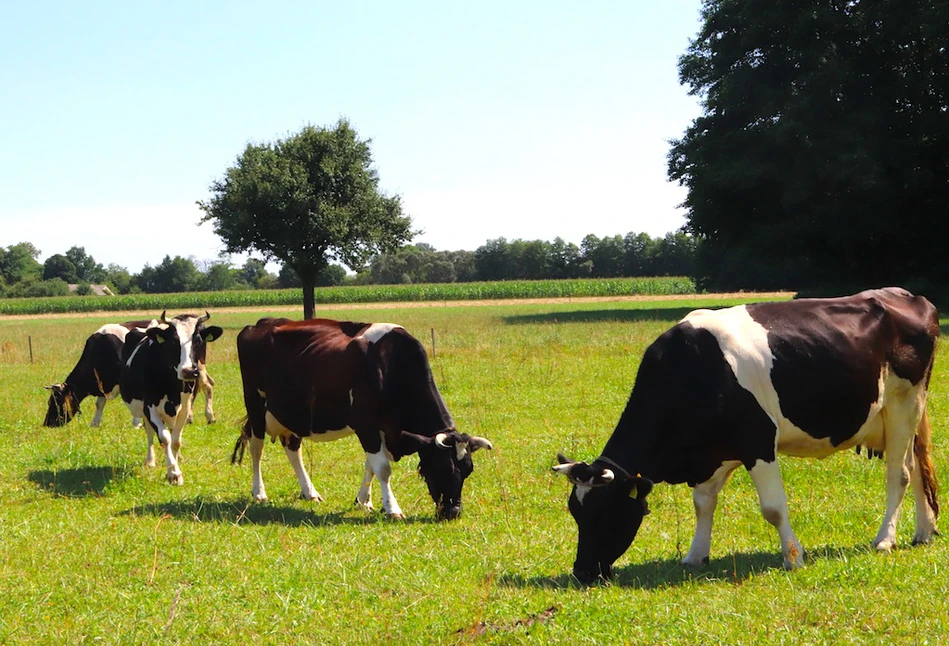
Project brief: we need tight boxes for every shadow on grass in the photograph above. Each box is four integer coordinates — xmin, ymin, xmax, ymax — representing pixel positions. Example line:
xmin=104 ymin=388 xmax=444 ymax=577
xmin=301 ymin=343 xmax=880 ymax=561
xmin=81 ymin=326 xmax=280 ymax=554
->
xmin=498 ymin=543 xmax=874 ymax=590
xmin=503 ymin=307 xmax=698 ymax=326
xmin=28 ymin=466 xmax=130 ymax=498
xmin=119 ymin=496 xmax=441 ymax=528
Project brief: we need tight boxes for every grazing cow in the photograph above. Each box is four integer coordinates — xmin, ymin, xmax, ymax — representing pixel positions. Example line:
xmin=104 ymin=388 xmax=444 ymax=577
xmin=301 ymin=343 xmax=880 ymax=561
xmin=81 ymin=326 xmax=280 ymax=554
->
xmin=554 ymin=287 xmax=939 ymax=583
xmin=44 ymin=319 xmax=218 ymax=428
xmin=120 ymin=312 xmax=223 ymax=484
xmin=234 ymin=318 xmax=493 ymax=520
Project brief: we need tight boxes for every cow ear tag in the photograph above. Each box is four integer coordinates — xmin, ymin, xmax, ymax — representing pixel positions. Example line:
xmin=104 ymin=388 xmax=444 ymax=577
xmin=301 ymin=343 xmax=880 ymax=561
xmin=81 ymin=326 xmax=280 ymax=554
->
xmin=206 ymin=332 xmax=216 ymax=342
xmin=628 ymin=474 xmax=643 ymax=499
xmin=156 ymin=335 xmax=165 ymax=343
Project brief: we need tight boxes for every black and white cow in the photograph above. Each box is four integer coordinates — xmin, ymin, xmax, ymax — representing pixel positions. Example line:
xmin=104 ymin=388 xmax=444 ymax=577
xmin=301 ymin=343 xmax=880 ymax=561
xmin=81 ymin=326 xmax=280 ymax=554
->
xmin=234 ymin=318 xmax=493 ymax=520
xmin=555 ymin=287 xmax=939 ymax=582
xmin=44 ymin=319 xmax=218 ymax=428
xmin=120 ymin=312 xmax=223 ymax=484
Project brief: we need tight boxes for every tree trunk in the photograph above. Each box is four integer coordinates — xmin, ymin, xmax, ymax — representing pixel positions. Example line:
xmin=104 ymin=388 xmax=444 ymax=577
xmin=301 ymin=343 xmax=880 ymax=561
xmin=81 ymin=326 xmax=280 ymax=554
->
xmin=301 ymin=273 xmax=316 ymax=319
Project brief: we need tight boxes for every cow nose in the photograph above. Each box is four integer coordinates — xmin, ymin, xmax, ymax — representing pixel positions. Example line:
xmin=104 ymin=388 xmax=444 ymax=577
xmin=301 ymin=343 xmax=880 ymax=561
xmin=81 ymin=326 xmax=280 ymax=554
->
xmin=438 ymin=502 xmax=462 ymax=521
xmin=573 ymin=561 xmax=610 ymax=584
xmin=180 ymin=368 xmax=199 ymax=381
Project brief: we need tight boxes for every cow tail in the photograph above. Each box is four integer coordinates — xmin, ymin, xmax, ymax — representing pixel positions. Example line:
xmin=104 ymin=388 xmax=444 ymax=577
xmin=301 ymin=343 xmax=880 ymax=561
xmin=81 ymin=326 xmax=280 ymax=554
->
xmin=915 ymin=408 xmax=939 ymax=519
xmin=231 ymin=416 xmax=251 ymax=465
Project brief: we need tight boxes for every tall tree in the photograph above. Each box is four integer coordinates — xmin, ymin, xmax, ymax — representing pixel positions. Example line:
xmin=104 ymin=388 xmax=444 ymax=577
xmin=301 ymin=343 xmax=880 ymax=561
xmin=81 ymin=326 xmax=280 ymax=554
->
xmin=65 ymin=246 xmax=105 ymax=283
xmin=198 ymin=119 xmax=414 ymax=318
xmin=669 ymin=0 xmax=949 ymax=290
xmin=0 ymin=242 xmax=42 ymax=285
xmin=43 ymin=254 xmax=79 ymax=283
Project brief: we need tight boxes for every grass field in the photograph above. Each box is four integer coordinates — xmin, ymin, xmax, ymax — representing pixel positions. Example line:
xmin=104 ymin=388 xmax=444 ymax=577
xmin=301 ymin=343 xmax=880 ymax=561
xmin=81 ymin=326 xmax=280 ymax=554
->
xmin=2 ymin=295 xmax=949 ymax=644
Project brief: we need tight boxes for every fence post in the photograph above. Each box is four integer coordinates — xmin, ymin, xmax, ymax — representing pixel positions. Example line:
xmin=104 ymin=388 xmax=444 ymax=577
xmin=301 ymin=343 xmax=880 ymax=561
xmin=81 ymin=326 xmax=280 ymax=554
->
xmin=29 ymin=336 xmax=33 ymax=363
xmin=430 ymin=328 xmax=436 ymax=358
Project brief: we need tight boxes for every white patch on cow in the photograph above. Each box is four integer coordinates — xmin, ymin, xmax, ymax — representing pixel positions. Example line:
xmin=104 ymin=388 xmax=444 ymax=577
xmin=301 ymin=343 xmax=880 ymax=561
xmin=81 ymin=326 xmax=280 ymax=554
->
xmin=574 ymin=484 xmax=592 ymax=504
xmin=172 ymin=318 xmax=199 ymax=379
xmin=125 ymin=341 xmax=146 ymax=367
xmin=683 ymin=305 xmax=892 ymax=459
xmin=264 ymin=411 xmax=353 ymax=443
xmin=358 ymin=323 xmax=403 ymax=344
xmin=96 ymin=323 xmax=130 ymax=342
xmin=257 ymin=389 xmax=267 ymax=399
xmin=134 ymin=320 xmax=160 ymax=332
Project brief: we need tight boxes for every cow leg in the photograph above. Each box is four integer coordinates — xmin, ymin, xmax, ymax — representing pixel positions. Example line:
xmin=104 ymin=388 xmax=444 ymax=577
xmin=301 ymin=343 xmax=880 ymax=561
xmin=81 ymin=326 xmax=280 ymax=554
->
xmin=748 ymin=458 xmax=804 ymax=569
xmin=250 ymin=435 xmax=268 ymax=502
xmin=283 ymin=436 xmax=323 ymax=502
xmin=147 ymin=408 xmax=183 ymax=485
xmin=355 ymin=455 xmax=376 ymax=512
xmin=201 ymin=369 xmax=216 ymax=424
xmin=683 ymin=461 xmax=740 ymax=567
xmin=126 ymin=400 xmax=155 ymax=466
xmin=873 ymin=445 xmax=913 ymax=551
xmin=369 ymin=449 xmax=403 ymax=518
xmin=144 ymin=422 xmax=157 ymax=467
xmin=90 ymin=396 xmax=107 ymax=427
xmin=910 ymin=455 xmax=938 ymax=544
xmin=874 ymin=398 xmax=924 ymax=551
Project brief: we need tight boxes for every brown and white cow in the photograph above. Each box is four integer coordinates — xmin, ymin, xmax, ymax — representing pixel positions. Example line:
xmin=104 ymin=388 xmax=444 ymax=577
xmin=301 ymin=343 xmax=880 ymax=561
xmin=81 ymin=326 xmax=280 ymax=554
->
xmin=555 ymin=287 xmax=939 ymax=582
xmin=234 ymin=318 xmax=493 ymax=520
xmin=44 ymin=319 xmax=218 ymax=429
xmin=120 ymin=312 xmax=223 ymax=484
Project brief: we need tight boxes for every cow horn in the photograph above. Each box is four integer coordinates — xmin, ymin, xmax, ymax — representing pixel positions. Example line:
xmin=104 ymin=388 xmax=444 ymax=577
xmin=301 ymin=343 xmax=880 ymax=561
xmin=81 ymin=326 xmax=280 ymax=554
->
xmin=160 ymin=310 xmax=169 ymax=324
xmin=468 ymin=436 xmax=493 ymax=452
xmin=198 ymin=310 xmax=210 ymax=324
xmin=434 ymin=432 xmax=451 ymax=448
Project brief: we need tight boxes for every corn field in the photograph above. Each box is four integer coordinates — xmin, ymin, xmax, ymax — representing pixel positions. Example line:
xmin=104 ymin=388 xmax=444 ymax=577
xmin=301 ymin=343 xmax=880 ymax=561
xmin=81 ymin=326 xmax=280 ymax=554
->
xmin=0 ymin=277 xmax=696 ymax=315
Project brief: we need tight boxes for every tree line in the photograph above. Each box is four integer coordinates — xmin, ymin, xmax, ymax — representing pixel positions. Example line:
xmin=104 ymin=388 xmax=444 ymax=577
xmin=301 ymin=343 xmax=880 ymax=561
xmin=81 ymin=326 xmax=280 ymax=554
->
xmin=0 ymin=232 xmax=698 ymax=299
xmin=669 ymin=0 xmax=948 ymax=293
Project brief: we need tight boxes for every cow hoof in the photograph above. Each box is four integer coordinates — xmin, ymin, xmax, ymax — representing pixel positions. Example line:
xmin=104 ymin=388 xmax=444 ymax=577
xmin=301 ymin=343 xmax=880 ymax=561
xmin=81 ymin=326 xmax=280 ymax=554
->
xmin=301 ymin=491 xmax=324 ymax=502
xmin=253 ymin=494 xmax=269 ymax=503
xmin=144 ymin=459 xmax=156 ymax=468
xmin=355 ymin=497 xmax=374 ymax=512
xmin=206 ymin=416 xmax=216 ymax=425
xmin=387 ymin=512 xmax=405 ymax=520
xmin=681 ymin=555 xmax=709 ymax=568
xmin=783 ymin=557 xmax=805 ymax=570
xmin=167 ymin=472 xmax=184 ymax=486
xmin=874 ymin=538 xmax=896 ymax=552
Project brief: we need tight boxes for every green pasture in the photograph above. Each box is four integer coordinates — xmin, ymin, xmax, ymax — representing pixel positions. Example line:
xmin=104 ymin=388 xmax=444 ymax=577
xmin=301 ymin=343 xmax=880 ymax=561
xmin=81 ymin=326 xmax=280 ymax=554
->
xmin=2 ymin=295 xmax=948 ymax=644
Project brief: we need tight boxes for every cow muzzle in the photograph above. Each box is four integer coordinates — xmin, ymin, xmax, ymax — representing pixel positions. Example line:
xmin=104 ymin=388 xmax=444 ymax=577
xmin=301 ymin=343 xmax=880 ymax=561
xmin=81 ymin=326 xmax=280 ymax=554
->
xmin=573 ymin=561 xmax=612 ymax=584
xmin=437 ymin=501 xmax=462 ymax=521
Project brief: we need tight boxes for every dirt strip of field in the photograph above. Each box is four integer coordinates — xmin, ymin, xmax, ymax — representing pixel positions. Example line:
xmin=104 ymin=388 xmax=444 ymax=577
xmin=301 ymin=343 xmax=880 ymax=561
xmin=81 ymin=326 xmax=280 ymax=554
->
xmin=0 ymin=292 xmax=796 ymax=321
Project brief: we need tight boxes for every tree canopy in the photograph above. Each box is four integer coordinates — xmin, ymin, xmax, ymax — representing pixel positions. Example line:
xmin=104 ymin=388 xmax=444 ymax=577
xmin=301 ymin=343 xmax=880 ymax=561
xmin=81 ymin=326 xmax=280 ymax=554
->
xmin=198 ymin=119 xmax=414 ymax=318
xmin=669 ymin=0 xmax=949 ymax=291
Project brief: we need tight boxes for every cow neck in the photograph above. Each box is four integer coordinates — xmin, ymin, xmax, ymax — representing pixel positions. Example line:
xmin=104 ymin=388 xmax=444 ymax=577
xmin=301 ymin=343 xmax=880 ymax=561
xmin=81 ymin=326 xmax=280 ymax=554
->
xmin=596 ymin=386 xmax=661 ymax=479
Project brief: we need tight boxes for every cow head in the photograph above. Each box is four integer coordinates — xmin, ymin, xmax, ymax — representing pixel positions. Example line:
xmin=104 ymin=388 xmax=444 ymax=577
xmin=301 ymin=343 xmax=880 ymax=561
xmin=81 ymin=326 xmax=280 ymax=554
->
xmin=401 ymin=430 xmax=493 ymax=520
xmin=553 ymin=453 xmax=653 ymax=583
xmin=43 ymin=383 xmax=79 ymax=427
xmin=145 ymin=311 xmax=223 ymax=381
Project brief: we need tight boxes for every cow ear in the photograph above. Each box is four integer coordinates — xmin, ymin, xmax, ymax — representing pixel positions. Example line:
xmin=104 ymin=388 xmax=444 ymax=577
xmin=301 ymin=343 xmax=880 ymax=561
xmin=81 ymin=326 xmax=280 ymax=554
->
xmin=552 ymin=456 xmax=615 ymax=487
xmin=624 ymin=476 xmax=653 ymax=501
xmin=202 ymin=326 xmax=224 ymax=343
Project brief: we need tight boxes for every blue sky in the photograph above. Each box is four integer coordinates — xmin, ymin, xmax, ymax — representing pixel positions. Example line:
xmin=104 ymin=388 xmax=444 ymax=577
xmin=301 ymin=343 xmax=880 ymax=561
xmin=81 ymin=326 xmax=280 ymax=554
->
xmin=0 ymin=1 xmax=703 ymax=272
